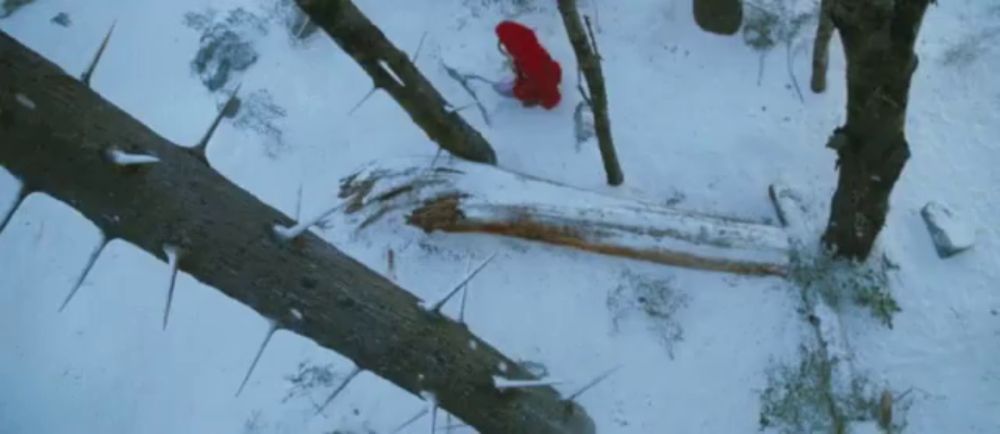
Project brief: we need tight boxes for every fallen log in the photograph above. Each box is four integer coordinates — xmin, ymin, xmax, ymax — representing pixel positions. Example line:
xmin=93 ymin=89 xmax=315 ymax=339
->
xmin=0 ymin=31 xmax=593 ymax=434
xmin=337 ymin=158 xmax=792 ymax=276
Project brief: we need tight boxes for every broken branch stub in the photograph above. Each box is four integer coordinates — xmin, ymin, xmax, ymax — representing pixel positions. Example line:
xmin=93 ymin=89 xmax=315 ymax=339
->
xmin=0 ymin=31 xmax=592 ymax=434
xmin=338 ymin=157 xmax=792 ymax=277
xmin=295 ymin=0 xmax=497 ymax=165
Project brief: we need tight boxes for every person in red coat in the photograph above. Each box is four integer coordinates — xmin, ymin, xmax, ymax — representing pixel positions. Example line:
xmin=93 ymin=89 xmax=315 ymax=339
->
xmin=495 ymin=20 xmax=562 ymax=109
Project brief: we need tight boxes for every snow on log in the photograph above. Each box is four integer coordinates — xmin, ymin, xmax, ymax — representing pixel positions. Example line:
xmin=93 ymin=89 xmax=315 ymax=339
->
xmin=337 ymin=158 xmax=792 ymax=276
xmin=0 ymin=31 xmax=593 ymax=434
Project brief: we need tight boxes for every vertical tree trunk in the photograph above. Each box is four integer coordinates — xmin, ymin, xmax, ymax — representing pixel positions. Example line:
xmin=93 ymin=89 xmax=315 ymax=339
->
xmin=557 ymin=0 xmax=625 ymax=186
xmin=822 ymin=0 xmax=932 ymax=260
xmin=295 ymin=0 xmax=497 ymax=165
xmin=810 ymin=0 xmax=835 ymax=93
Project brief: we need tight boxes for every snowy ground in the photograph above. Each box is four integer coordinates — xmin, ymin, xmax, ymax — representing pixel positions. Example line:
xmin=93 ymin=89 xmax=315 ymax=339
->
xmin=1 ymin=0 xmax=998 ymax=433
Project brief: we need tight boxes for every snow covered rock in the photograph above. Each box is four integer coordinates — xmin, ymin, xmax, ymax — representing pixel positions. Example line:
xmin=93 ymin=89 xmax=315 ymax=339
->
xmin=921 ymin=202 xmax=975 ymax=258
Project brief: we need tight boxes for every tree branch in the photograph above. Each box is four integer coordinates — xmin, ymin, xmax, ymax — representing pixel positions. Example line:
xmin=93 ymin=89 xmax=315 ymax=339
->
xmin=0 ymin=31 xmax=592 ymax=434
xmin=558 ymin=0 xmax=625 ymax=186
xmin=295 ymin=0 xmax=497 ymax=165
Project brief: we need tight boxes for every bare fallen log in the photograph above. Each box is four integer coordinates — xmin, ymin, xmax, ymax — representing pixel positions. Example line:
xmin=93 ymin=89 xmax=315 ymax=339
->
xmin=295 ymin=0 xmax=497 ymax=164
xmin=337 ymin=158 xmax=792 ymax=276
xmin=0 ymin=31 xmax=592 ymax=434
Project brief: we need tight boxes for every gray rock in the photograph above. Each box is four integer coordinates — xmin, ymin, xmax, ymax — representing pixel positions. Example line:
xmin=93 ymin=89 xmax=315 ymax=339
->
xmin=921 ymin=201 xmax=975 ymax=258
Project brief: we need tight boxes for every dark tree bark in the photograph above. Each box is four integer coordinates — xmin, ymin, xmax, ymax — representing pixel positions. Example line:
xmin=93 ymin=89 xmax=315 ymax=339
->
xmin=557 ymin=0 xmax=625 ymax=186
xmin=0 ymin=31 xmax=593 ymax=434
xmin=810 ymin=0 xmax=835 ymax=93
xmin=294 ymin=0 xmax=497 ymax=165
xmin=692 ymin=0 xmax=743 ymax=36
xmin=821 ymin=0 xmax=932 ymax=260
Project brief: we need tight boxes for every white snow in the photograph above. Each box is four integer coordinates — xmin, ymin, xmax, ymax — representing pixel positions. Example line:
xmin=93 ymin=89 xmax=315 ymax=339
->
xmin=15 ymin=93 xmax=36 ymax=110
xmin=2 ymin=0 xmax=999 ymax=433
xmin=379 ymin=59 xmax=405 ymax=87
xmin=492 ymin=376 xmax=563 ymax=391
xmin=106 ymin=148 xmax=160 ymax=165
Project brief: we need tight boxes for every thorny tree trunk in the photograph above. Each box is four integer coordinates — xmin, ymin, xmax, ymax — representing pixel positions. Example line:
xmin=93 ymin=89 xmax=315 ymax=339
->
xmin=557 ymin=0 xmax=625 ymax=186
xmin=810 ymin=0 xmax=835 ymax=93
xmin=0 ymin=31 xmax=593 ymax=434
xmin=295 ymin=0 xmax=497 ymax=165
xmin=821 ymin=0 xmax=932 ymax=260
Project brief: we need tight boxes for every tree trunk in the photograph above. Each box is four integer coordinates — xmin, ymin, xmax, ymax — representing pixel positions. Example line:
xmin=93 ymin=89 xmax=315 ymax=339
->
xmin=810 ymin=0 xmax=835 ymax=93
xmin=0 ymin=31 xmax=593 ymax=434
xmin=557 ymin=0 xmax=625 ymax=186
xmin=336 ymin=158 xmax=792 ymax=277
xmin=821 ymin=0 xmax=932 ymax=260
xmin=295 ymin=0 xmax=497 ymax=165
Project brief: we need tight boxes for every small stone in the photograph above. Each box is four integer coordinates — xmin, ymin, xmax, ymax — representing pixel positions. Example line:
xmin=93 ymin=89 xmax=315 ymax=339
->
xmin=921 ymin=202 xmax=975 ymax=258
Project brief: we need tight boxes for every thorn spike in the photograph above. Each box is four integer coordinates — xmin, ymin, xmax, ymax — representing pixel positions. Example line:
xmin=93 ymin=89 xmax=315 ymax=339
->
xmin=566 ymin=365 xmax=622 ymax=401
xmin=81 ymin=21 xmax=116 ymax=87
xmin=294 ymin=183 xmax=304 ymax=221
xmin=411 ymin=31 xmax=428 ymax=63
xmin=58 ymin=238 xmax=107 ymax=312
xmin=161 ymin=245 xmax=181 ymax=330
xmin=347 ymin=87 xmax=377 ymax=116
xmin=0 ymin=187 xmax=28 ymax=234
xmin=392 ymin=407 xmax=429 ymax=434
xmin=493 ymin=376 xmax=564 ymax=391
xmin=194 ymin=84 xmax=242 ymax=155
xmin=457 ymin=258 xmax=473 ymax=323
xmin=273 ymin=201 xmax=346 ymax=241
xmin=315 ymin=366 xmax=363 ymax=414
xmin=424 ymin=252 xmax=498 ymax=313
xmin=236 ymin=322 xmax=279 ymax=396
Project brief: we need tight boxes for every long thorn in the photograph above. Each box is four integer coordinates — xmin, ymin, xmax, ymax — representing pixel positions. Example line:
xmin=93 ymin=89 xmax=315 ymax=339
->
xmin=58 ymin=238 xmax=107 ymax=312
xmin=423 ymin=252 xmax=498 ymax=313
xmin=412 ymin=31 xmax=428 ymax=63
xmin=81 ymin=21 xmax=116 ymax=87
xmin=161 ymin=245 xmax=181 ymax=330
xmin=0 ymin=187 xmax=27 ymax=234
xmin=347 ymin=87 xmax=378 ymax=115
xmin=236 ymin=322 xmax=279 ymax=396
xmin=392 ymin=407 xmax=429 ymax=433
xmin=315 ymin=366 xmax=363 ymax=414
xmin=457 ymin=258 xmax=472 ymax=323
xmin=294 ymin=183 xmax=304 ymax=221
xmin=194 ymin=84 xmax=242 ymax=156
xmin=566 ymin=365 xmax=622 ymax=401
xmin=273 ymin=201 xmax=346 ymax=240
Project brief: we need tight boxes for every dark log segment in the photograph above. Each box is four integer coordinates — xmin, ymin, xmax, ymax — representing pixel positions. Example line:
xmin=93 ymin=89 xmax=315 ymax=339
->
xmin=0 ymin=31 xmax=592 ymax=434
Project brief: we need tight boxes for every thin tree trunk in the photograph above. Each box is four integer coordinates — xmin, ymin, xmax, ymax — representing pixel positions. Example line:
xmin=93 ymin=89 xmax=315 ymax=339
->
xmin=821 ymin=0 xmax=932 ymax=260
xmin=0 ymin=31 xmax=593 ymax=434
xmin=557 ymin=0 xmax=625 ymax=186
xmin=810 ymin=0 xmax=835 ymax=93
xmin=295 ymin=0 xmax=497 ymax=165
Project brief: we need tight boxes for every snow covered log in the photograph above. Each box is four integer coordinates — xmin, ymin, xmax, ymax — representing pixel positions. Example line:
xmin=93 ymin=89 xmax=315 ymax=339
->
xmin=337 ymin=158 xmax=792 ymax=276
xmin=295 ymin=0 xmax=498 ymax=165
xmin=0 ymin=31 xmax=593 ymax=434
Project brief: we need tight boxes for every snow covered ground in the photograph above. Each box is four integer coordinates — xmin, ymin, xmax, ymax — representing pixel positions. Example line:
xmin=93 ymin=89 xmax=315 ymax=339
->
xmin=1 ymin=0 xmax=998 ymax=433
